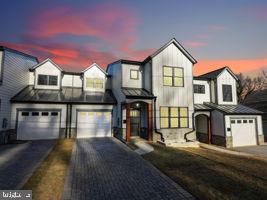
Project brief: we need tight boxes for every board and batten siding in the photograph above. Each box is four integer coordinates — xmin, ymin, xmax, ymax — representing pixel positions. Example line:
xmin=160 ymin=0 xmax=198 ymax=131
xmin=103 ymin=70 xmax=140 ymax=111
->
xmin=0 ymin=50 xmax=37 ymax=131
xmin=143 ymin=61 xmax=152 ymax=92
xmin=34 ymin=61 xmax=61 ymax=90
xmin=151 ymin=43 xmax=194 ymax=134
xmin=193 ymin=80 xmax=211 ymax=104
xmin=122 ymin=63 xmax=142 ymax=88
xmin=217 ymin=70 xmax=237 ymax=105
xmin=62 ymin=74 xmax=82 ymax=88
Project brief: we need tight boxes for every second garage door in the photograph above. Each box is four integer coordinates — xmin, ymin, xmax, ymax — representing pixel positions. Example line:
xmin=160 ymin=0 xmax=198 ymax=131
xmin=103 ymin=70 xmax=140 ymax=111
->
xmin=230 ymin=118 xmax=257 ymax=147
xmin=77 ymin=111 xmax=112 ymax=138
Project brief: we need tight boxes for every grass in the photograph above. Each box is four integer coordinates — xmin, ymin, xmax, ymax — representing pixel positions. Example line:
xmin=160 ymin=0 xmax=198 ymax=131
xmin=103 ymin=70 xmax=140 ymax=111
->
xmin=143 ymin=144 xmax=267 ymax=200
xmin=22 ymin=139 xmax=75 ymax=200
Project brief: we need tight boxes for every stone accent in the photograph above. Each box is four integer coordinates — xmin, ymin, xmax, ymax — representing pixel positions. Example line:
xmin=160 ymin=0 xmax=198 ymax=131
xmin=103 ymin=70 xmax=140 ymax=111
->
xmin=226 ymin=136 xmax=233 ymax=148
xmin=258 ymin=135 xmax=265 ymax=145
xmin=211 ymin=135 xmax=226 ymax=147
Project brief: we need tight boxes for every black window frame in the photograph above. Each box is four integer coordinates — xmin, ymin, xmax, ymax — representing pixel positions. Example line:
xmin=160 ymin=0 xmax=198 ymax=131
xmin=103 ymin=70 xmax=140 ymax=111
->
xmin=163 ymin=66 xmax=184 ymax=87
xmin=21 ymin=112 xmax=29 ymax=116
xmin=194 ymin=84 xmax=205 ymax=94
xmin=51 ymin=112 xmax=58 ymax=116
xmin=41 ymin=112 xmax=49 ymax=116
xmin=37 ymin=74 xmax=58 ymax=86
xmin=130 ymin=69 xmax=139 ymax=80
xmin=222 ymin=84 xmax=233 ymax=102
xmin=32 ymin=112 xmax=39 ymax=116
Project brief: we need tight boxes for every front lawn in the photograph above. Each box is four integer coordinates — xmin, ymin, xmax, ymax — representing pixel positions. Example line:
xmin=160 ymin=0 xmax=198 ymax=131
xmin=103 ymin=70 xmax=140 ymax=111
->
xmin=22 ymin=139 xmax=75 ymax=200
xmin=143 ymin=144 xmax=267 ymax=200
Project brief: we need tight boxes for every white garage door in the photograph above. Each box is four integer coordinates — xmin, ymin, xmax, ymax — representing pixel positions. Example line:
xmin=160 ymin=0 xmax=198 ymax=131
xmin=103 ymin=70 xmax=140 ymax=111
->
xmin=17 ymin=111 xmax=60 ymax=140
xmin=77 ymin=111 xmax=112 ymax=138
xmin=231 ymin=118 xmax=257 ymax=147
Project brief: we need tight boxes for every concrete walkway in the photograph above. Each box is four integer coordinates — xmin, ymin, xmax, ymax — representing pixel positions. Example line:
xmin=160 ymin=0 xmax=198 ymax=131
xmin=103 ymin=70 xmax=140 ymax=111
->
xmin=234 ymin=144 xmax=267 ymax=157
xmin=62 ymin=138 xmax=194 ymax=200
xmin=0 ymin=140 xmax=56 ymax=189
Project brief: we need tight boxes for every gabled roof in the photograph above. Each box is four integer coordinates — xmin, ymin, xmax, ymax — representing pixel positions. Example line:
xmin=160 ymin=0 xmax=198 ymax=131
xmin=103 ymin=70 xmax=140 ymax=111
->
xmin=143 ymin=38 xmax=197 ymax=64
xmin=82 ymin=63 xmax=108 ymax=75
xmin=0 ymin=46 xmax=38 ymax=62
xmin=30 ymin=58 xmax=63 ymax=72
xmin=197 ymin=66 xmax=238 ymax=81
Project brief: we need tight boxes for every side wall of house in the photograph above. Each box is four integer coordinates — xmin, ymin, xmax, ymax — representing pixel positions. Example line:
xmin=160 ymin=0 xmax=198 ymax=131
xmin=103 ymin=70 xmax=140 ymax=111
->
xmin=152 ymin=43 xmax=195 ymax=141
xmin=193 ymin=80 xmax=210 ymax=104
xmin=0 ymin=51 xmax=37 ymax=132
xmin=210 ymin=110 xmax=226 ymax=145
xmin=62 ymin=74 xmax=82 ymax=88
xmin=122 ymin=63 xmax=142 ymax=88
xmin=143 ymin=61 xmax=152 ymax=92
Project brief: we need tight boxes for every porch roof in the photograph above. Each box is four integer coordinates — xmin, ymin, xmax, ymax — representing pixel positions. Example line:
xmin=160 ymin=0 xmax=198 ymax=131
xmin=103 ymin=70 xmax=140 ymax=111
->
xmin=204 ymin=102 xmax=263 ymax=115
xmin=194 ymin=104 xmax=213 ymax=111
xmin=121 ymin=87 xmax=156 ymax=99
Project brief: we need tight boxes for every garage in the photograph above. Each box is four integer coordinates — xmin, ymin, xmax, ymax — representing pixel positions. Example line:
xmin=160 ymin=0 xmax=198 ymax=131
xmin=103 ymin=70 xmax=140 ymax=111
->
xmin=77 ymin=110 xmax=112 ymax=138
xmin=17 ymin=110 xmax=60 ymax=140
xmin=230 ymin=118 xmax=257 ymax=147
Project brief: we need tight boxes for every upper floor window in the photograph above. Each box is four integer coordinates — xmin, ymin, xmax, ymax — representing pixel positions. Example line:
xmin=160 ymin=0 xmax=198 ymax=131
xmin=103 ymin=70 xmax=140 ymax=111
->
xmin=194 ymin=84 xmax=205 ymax=94
xmin=130 ymin=69 xmax=139 ymax=80
xmin=160 ymin=107 xmax=189 ymax=128
xmin=163 ymin=66 xmax=184 ymax=87
xmin=86 ymin=78 xmax=104 ymax=89
xmin=37 ymin=74 xmax=58 ymax=86
xmin=222 ymin=84 xmax=232 ymax=102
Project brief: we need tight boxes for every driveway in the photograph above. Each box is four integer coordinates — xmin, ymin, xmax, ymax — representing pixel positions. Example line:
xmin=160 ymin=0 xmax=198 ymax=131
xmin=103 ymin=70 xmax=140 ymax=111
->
xmin=0 ymin=140 xmax=56 ymax=189
xmin=62 ymin=138 xmax=194 ymax=200
xmin=234 ymin=144 xmax=267 ymax=157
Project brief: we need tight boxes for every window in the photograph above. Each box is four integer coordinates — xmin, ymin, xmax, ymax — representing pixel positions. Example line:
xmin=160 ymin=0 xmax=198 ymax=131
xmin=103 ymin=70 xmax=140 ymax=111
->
xmin=130 ymin=70 xmax=139 ymax=80
xmin=160 ymin=107 xmax=189 ymax=128
xmin=231 ymin=120 xmax=235 ymax=124
xmin=51 ymin=112 xmax=58 ymax=116
xmin=163 ymin=66 xmax=184 ymax=87
xmin=243 ymin=120 xmax=248 ymax=123
xmin=194 ymin=84 xmax=205 ymax=94
xmin=37 ymin=75 xmax=58 ymax=86
xmin=249 ymin=120 xmax=253 ymax=123
xmin=21 ymin=112 xmax=29 ymax=116
xmin=42 ymin=112 xmax=49 ymax=116
xmin=222 ymin=84 xmax=232 ymax=102
xmin=86 ymin=78 xmax=104 ymax=89
xmin=32 ymin=112 xmax=39 ymax=116
xmin=237 ymin=120 xmax=242 ymax=124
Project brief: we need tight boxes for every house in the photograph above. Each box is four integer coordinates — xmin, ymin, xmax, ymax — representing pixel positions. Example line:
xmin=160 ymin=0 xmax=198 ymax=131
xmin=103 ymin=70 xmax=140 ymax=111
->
xmin=194 ymin=67 xmax=264 ymax=147
xmin=0 ymin=46 xmax=38 ymax=143
xmin=243 ymin=87 xmax=267 ymax=141
xmin=1 ymin=38 xmax=264 ymax=148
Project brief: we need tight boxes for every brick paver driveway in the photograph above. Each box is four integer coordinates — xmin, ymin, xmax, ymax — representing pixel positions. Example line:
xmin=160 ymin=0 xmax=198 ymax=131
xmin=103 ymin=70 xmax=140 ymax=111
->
xmin=62 ymin=138 xmax=194 ymax=200
xmin=0 ymin=140 xmax=56 ymax=189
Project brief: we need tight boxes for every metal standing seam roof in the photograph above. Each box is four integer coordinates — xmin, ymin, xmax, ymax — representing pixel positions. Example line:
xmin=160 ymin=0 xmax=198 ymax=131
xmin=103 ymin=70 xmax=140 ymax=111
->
xmin=10 ymin=86 xmax=117 ymax=104
xmin=244 ymin=89 xmax=267 ymax=104
xmin=121 ymin=87 xmax=156 ymax=99
xmin=194 ymin=104 xmax=213 ymax=111
xmin=204 ymin=102 xmax=262 ymax=114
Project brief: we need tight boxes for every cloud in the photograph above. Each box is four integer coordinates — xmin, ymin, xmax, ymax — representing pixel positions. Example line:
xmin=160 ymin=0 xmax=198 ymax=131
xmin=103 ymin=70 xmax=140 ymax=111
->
xmin=238 ymin=6 xmax=267 ymax=19
xmin=208 ymin=25 xmax=226 ymax=31
xmin=184 ymin=41 xmax=207 ymax=48
xmin=194 ymin=57 xmax=267 ymax=75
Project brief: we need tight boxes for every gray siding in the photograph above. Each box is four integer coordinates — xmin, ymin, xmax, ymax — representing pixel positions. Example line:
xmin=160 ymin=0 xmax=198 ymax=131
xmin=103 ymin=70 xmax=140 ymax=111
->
xmin=0 ymin=50 xmax=37 ymax=131
xmin=143 ymin=61 xmax=152 ymax=92
xmin=211 ymin=110 xmax=225 ymax=136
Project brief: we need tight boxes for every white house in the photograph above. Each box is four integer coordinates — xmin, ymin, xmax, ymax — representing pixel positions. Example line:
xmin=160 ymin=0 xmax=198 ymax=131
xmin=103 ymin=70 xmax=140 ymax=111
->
xmin=0 ymin=39 xmax=264 ymax=148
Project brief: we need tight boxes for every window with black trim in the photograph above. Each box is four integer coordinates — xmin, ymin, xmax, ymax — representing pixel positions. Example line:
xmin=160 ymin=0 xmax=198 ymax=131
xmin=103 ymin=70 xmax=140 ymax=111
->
xmin=51 ymin=112 xmax=58 ymax=116
xmin=163 ymin=66 xmax=184 ymax=87
xmin=160 ymin=107 xmax=189 ymax=128
xmin=130 ymin=70 xmax=139 ymax=80
xmin=222 ymin=84 xmax=232 ymax=102
xmin=42 ymin=112 xmax=49 ymax=116
xmin=32 ymin=112 xmax=39 ymax=116
xmin=38 ymin=75 xmax=58 ymax=86
xmin=21 ymin=112 xmax=29 ymax=116
xmin=194 ymin=84 xmax=205 ymax=94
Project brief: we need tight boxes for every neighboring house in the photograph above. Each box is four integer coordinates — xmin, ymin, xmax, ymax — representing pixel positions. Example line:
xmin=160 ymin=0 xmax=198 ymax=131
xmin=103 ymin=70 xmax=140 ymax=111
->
xmin=10 ymin=59 xmax=116 ymax=140
xmin=0 ymin=46 xmax=38 ymax=142
xmin=1 ymin=38 xmax=264 ymax=148
xmin=193 ymin=67 xmax=264 ymax=147
xmin=243 ymin=88 xmax=267 ymax=141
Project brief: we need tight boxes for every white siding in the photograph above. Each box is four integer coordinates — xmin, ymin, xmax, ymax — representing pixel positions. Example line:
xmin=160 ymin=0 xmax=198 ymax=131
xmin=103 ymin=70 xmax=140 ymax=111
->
xmin=211 ymin=110 xmax=225 ymax=136
xmin=29 ymin=72 xmax=34 ymax=85
xmin=34 ymin=61 xmax=61 ymax=90
xmin=217 ymin=70 xmax=237 ymax=105
xmin=210 ymin=80 xmax=216 ymax=103
xmin=62 ymin=74 xmax=82 ymax=87
xmin=0 ymin=51 xmax=3 ymax=81
xmin=122 ymin=63 xmax=142 ymax=88
xmin=0 ymin=51 xmax=37 ymax=131
xmin=152 ymin=43 xmax=194 ymax=131
xmin=193 ymin=80 xmax=210 ymax=104
xmin=83 ymin=65 xmax=106 ymax=92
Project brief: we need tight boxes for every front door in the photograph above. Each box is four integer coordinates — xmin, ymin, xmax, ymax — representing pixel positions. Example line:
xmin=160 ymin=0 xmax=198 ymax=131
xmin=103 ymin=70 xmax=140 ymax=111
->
xmin=130 ymin=109 xmax=140 ymax=136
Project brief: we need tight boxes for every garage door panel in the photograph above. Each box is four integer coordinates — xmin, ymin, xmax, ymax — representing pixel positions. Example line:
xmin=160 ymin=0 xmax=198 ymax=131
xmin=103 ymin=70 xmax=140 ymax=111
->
xmin=77 ymin=111 xmax=111 ymax=138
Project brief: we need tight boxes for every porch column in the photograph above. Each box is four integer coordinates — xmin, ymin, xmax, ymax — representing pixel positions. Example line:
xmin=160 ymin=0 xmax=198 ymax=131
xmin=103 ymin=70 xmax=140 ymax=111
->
xmin=208 ymin=117 xmax=212 ymax=144
xmin=126 ymin=103 xmax=131 ymax=142
xmin=147 ymin=103 xmax=153 ymax=141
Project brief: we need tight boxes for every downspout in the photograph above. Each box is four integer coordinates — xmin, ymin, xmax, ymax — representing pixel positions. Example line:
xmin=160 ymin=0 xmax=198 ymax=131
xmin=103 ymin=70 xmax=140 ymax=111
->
xmin=65 ymin=104 xmax=69 ymax=138
xmin=153 ymin=98 xmax=165 ymax=142
xmin=69 ymin=104 xmax=72 ymax=138
xmin=184 ymin=111 xmax=196 ymax=142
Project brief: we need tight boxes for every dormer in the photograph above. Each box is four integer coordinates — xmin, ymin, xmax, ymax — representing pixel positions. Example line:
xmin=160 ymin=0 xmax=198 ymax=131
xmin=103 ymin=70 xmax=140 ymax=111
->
xmin=82 ymin=63 xmax=107 ymax=92
xmin=30 ymin=58 xmax=62 ymax=90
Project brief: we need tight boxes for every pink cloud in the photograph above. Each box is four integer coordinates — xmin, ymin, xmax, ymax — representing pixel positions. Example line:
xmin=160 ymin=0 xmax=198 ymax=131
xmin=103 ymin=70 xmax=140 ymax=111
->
xmin=194 ymin=57 xmax=267 ymax=75
xmin=184 ymin=41 xmax=207 ymax=48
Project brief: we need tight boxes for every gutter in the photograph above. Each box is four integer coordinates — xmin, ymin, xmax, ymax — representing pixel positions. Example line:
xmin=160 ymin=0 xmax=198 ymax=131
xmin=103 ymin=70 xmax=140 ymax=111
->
xmin=153 ymin=98 xmax=164 ymax=142
xmin=184 ymin=111 xmax=196 ymax=142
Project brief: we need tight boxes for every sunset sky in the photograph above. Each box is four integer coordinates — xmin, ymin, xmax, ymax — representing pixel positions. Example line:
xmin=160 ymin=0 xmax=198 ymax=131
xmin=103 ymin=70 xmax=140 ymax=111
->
xmin=0 ymin=0 xmax=267 ymax=75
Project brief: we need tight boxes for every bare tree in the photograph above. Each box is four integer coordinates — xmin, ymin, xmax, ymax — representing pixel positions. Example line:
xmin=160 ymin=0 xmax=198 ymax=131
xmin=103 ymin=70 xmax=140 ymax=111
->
xmin=236 ymin=71 xmax=266 ymax=103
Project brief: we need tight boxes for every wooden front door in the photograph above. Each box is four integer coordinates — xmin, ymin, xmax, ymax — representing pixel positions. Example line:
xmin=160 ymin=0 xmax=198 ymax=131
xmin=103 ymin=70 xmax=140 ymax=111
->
xmin=130 ymin=109 xmax=140 ymax=136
